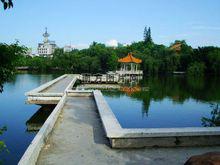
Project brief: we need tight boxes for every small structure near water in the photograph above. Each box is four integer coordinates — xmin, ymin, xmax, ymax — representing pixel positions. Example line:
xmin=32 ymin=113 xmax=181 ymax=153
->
xmin=78 ymin=53 xmax=143 ymax=84
xmin=79 ymin=72 xmax=142 ymax=84
xmin=116 ymin=52 xmax=143 ymax=76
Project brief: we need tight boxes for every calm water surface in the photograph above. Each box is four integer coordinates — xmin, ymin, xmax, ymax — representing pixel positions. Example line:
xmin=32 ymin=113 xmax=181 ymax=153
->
xmin=0 ymin=73 xmax=59 ymax=165
xmin=1 ymin=74 xmax=220 ymax=164
xmin=103 ymin=75 xmax=220 ymax=128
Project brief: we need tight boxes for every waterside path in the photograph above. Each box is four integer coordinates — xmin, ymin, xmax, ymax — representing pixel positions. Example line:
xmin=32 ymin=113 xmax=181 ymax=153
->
xmin=19 ymin=74 xmax=220 ymax=165
xmin=36 ymin=96 xmax=220 ymax=165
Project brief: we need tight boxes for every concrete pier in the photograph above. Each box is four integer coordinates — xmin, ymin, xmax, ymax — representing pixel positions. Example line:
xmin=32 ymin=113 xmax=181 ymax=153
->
xmin=36 ymin=96 xmax=220 ymax=165
xmin=40 ymin=75 xmax=74 ymax=93
xmin=19 ymin=74 xmax=220 ymax=165
xmin=25 ymin=74 xmax=76 ymax=104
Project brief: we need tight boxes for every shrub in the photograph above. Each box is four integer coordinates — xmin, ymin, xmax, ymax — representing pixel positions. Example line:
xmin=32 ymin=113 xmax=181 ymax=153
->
xmin=187 ymin=62 xmax=206 ymax=76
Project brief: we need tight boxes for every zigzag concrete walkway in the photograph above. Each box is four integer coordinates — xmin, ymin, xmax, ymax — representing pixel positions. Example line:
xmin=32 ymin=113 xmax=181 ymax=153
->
xmin=36 ymin=96 xmax=220 ymax=165
xmin=40 ymin=75 xmax=74 ymax=93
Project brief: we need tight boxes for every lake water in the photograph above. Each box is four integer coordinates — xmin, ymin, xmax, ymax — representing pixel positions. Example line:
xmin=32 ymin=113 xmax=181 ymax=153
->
xmin=0 ymin=73 xmax=59 ymax=165
xmin=0 ymin=74 xmax=220 ymax=164
xmin=103 ymin=75 xmax=220 ymax=128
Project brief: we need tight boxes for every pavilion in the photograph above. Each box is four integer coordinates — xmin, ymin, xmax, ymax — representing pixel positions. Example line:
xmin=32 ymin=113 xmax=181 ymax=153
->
xmin=116 ymin=53 xmax=143 ymax=76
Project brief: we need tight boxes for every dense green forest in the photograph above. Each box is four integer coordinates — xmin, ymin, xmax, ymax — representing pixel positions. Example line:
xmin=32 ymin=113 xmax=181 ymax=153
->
xmin=16 ymin=28 xmax=220 ymax=76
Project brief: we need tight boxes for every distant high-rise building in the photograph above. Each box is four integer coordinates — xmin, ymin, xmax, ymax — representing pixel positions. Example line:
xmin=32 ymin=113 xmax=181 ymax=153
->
xmin=38 ymin=28 xmax=57 ymax=57
xmin=63 ymin=45 xmax=73 ymax=53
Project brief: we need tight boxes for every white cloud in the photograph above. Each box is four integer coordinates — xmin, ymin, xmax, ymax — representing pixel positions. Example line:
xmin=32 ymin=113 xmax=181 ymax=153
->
xmin=105 ymin=39 xmax=118 ymax=47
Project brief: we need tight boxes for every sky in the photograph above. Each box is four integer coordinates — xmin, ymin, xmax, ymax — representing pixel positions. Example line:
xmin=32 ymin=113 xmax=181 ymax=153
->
xmin=0 ymin=0 xmax=220 ymax=50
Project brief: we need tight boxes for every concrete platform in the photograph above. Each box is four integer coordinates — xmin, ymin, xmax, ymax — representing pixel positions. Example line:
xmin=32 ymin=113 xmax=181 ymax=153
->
xmin=26 ymin=75 xmax=76 ymax=105
xmin=40 ymin=75 xmax=74 ymax=93
xmin=20 ymin=74 xmax=220 ymax=165
xmin=36 ymin=97 xmax=220 ymax=165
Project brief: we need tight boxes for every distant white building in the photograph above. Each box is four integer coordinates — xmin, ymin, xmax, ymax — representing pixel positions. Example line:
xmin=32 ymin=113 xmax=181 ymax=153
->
xmin=24 ymin=48 xmax=33 ymax=57
xmin=38 ymin=28 xmax=57 ymax=57
xmin=63 ymin=45 xmax=73 ymax=53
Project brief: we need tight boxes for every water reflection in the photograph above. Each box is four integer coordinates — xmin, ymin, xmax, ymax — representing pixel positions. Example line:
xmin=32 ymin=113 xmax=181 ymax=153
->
xmin=0 ymin=75 xmax=15 ymax=93
xmin=0 ymin=73 xmax=59 ymax=164
xmin=104 ymin=76 xmax=220 ymax=112
xmin=26 ymin=105 xmax=55 ymax=132
xmin=102 ymin=75 xmax=220 ymax=128
xmin=120 ymin=86 xmax=141 ymax=95
xmin=202 ymin=104 xmax=220 ymax=127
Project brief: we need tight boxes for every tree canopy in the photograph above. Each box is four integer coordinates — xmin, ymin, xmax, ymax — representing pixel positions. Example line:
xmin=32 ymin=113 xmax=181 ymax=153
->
xmin=0 ymin=42 xmax=25 ymax=92
xmin=2 ymin=26 xmax=220 ymax=77
xmin=1 ymin=0 xmax=13 ymax=10
xmin=143 ymin=26 xmax=153 ymax=45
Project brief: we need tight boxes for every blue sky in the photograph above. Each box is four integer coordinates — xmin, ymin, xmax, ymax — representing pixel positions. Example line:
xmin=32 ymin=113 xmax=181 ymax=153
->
xmin=0 ymin=0 xmax=220 ymax=50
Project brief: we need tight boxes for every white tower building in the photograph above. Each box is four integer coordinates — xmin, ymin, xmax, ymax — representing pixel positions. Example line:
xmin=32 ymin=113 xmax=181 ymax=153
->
xmin=38 ymin=28 xmax=57 ymax=57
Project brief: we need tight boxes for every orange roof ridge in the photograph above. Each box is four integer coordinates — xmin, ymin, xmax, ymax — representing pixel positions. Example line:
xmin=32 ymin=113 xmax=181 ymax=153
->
xmin=118 ymin=53 xmax=142 ymax=64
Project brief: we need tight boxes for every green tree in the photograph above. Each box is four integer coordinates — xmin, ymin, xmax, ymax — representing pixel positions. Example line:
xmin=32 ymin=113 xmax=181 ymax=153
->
xmin=0 ymin=43 xmax=26 ymax=92
xmin=1 ymin=0 xmax=13 ymax=10
xmin=107 ymin=53 xmax=118 ymax=71
xmin=208 ymin=49 xmax=220 ymax=74
xmin=143 ymin=26 xmax=153 ymax=45
xmin=90 ymin=56 xmax=101 ymax=73
xmin=187 ymin=62 xmax=206 ymax=76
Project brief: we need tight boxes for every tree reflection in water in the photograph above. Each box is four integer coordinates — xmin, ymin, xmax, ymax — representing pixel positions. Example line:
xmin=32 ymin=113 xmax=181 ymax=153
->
xmin=0 ymin=75 xmax=13 ymax=161
xmin=0 ymin=83 xmax=6 ymax=160
xmin=0 ymin=79 xmax=5 ymax=93
xmin=26 ymin=105 xmax=55 ymax=132
xmin=102 ymin=75 xmax=220 ymax=119
xmin=0 ymin=84 xmax=3 ymax=93
xmin=202 ymin=104 xmax=220 ymax=127
xmin=0 ymin=126 xmax=9 ymax=164
xmin=0 ymin=74 xmax=15 ymax=93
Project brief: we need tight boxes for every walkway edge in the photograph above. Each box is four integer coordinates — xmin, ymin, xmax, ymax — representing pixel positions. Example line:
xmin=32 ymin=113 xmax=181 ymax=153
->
xmin=93 ymin=90 xmax=122 ymax=138
xmin=25 ymin=74 xmax=67 ymax=95
xmin=18 ymin=93 xmax=67 ymax=165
